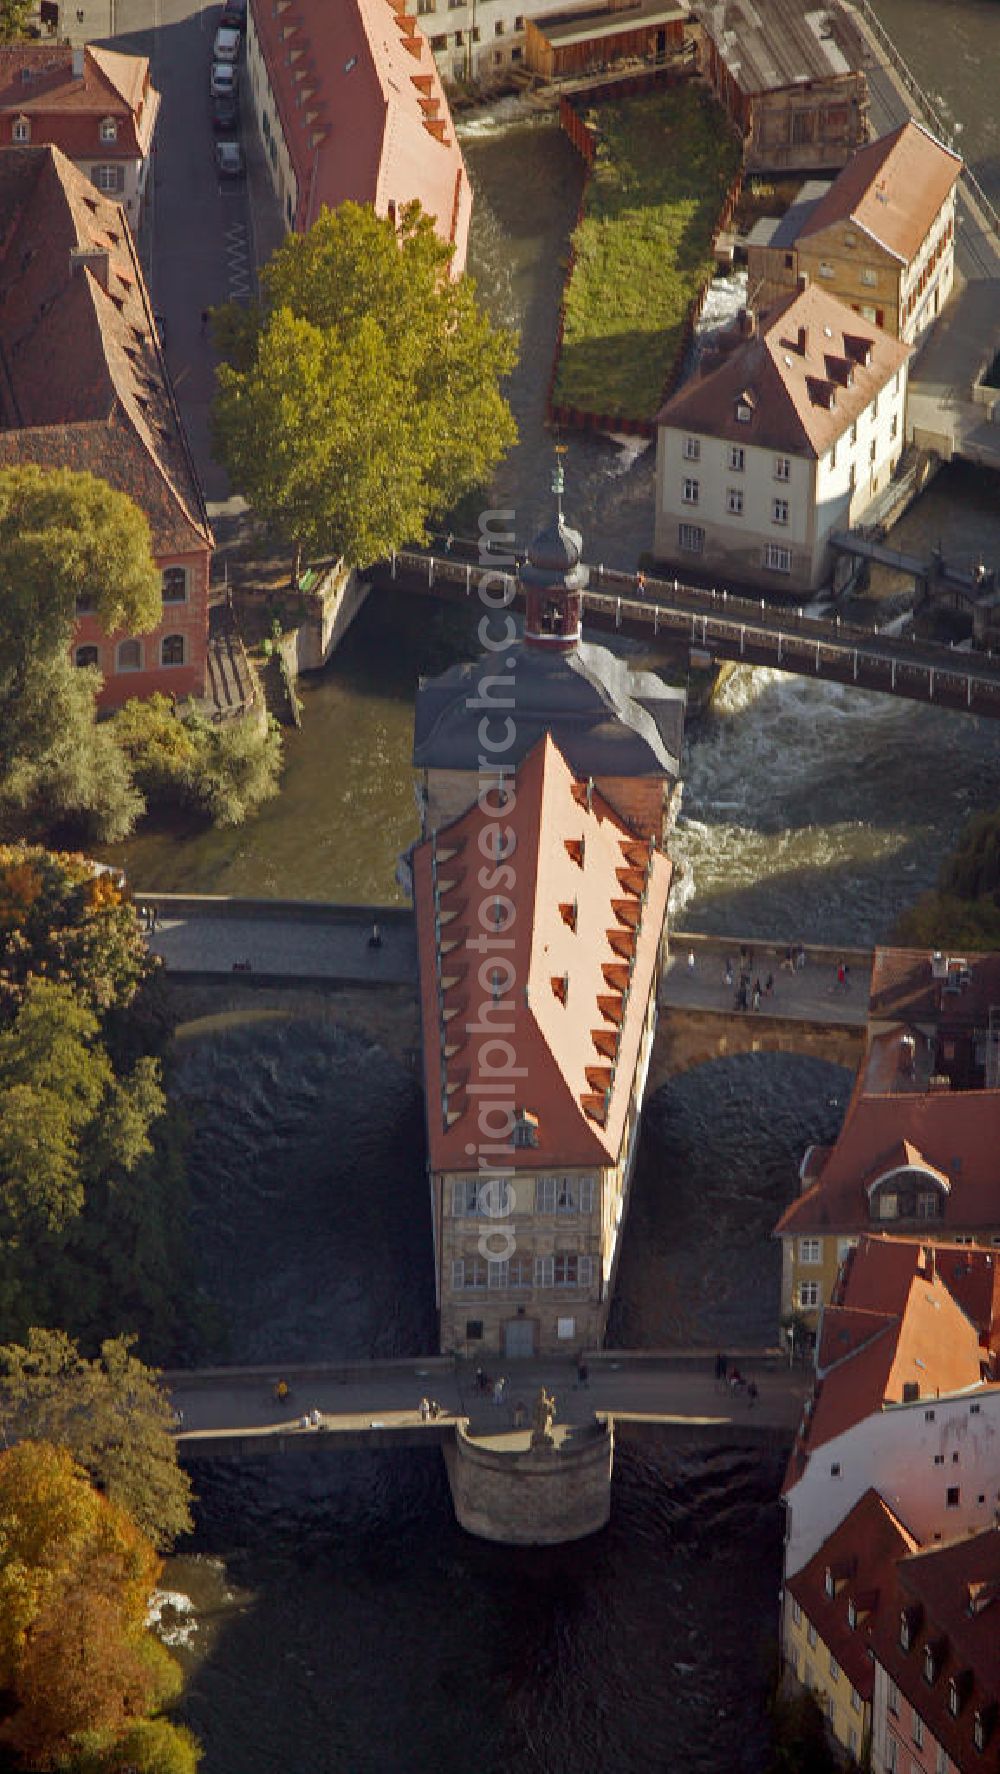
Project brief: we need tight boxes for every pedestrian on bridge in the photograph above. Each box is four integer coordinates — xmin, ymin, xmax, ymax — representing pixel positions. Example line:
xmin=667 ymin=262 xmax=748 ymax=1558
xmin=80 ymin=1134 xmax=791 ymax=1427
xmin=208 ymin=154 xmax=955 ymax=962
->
xmin=687 ymin=949 xmax=695 ymax=972
xmin=714 ymin=1352 xmax=728 ymax=1390
xmin=493 ymin=1376 xmax=507 ymax=1407
xmin=724 ymin=957 xmax=733 ymax=988
xmin=747 ymin=1379 xmax=759 ymax=1408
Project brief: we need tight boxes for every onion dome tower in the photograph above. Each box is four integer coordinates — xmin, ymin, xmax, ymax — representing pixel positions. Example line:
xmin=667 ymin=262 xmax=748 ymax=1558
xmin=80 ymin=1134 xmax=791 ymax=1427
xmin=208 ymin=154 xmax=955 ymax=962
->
xmin=520 ymin=457 xmax=588 ymax=651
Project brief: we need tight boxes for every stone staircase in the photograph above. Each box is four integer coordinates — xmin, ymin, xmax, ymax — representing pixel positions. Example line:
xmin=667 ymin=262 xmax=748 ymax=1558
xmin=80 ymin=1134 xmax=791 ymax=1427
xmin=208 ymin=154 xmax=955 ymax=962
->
xmin=202 ymin=603 xmax=259 ymax=722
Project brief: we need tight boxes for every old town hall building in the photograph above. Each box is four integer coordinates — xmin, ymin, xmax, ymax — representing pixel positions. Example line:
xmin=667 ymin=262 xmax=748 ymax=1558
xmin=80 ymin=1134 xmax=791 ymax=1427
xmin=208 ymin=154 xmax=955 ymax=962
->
xmin=411 ymin=495 xmax=682 ymax=1357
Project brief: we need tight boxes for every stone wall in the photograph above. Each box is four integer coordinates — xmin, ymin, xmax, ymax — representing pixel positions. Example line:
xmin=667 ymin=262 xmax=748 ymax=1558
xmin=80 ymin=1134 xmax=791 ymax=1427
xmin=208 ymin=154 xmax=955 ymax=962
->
xmin=165 ymin=981 xmax=422 ymax=1074
xmin=444 ymin=1421 xmax=613 ymax=1544
xmin=649 ymin=1007 xmax=865 ymax=1086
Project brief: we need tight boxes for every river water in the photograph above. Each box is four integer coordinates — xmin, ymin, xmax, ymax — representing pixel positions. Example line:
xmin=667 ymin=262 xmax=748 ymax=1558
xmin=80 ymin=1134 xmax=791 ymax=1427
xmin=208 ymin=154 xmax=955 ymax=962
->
xmin=142 ymin=12 xmax=1000 ymax=1766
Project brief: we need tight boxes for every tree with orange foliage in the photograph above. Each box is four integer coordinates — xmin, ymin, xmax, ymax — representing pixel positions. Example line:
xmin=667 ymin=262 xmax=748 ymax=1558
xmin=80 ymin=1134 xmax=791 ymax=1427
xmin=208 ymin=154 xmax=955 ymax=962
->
xmin=0 ymin=1441 xmax=197 ymax=1773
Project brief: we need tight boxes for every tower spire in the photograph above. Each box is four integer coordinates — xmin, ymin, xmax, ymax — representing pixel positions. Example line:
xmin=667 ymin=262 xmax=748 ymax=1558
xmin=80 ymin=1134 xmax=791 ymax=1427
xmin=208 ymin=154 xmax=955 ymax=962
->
xmin=552 ymin=443 xmax=567 ymax=523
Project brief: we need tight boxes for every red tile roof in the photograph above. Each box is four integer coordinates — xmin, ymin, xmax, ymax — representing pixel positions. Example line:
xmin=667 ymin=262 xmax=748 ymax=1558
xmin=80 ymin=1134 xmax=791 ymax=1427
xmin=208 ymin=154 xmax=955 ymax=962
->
xmin=797 ymin=121 xmax=961 ymax=264
xmin=655 ymin=281 xmax=911 ymax=456
xmin=869 ymin=945 xmax=1000 ymax=1032
xmin=787 ymin=1487 xmax=918 ymax=1699
xmin=412 ymin=732 xmax=671 ymax=1173
xmin=0 ymin=44 xmax=157 ymax=161
xmin=0 ymin=145 xmax=210 ymax=557
xmin=774 ymin=1069 xmax=1000 ymax=1239
xmin=249 ymin=0 xmax=470 ymax=272
xmin=871 ymin=1528 xmax=1000 ymax=1769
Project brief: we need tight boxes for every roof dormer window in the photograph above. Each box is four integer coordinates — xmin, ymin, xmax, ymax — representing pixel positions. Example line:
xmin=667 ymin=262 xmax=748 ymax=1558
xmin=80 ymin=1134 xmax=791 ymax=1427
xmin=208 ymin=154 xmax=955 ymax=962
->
xmin=924 ymin=1643 xmax=939 ymax=1684
xmin=12 ymin=116 xmax=29 ymax=143
xmin=847 ymin=1599 xmax=857 ymax=1630
xmin=949 ymin=1677 xmax=961 ymax=1717
xmin=512 ymin=1109 xmax=538 ymax=1149
xmin=100 ymin=117 xmax=118 ymax=143
xmin=824 ymin=1567 xmax=835 ymax=1599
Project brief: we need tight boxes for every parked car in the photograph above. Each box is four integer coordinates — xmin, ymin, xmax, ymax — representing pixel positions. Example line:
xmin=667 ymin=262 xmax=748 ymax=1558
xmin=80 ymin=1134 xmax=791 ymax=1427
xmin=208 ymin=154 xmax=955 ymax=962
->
xmin=215 ymin=139 xmax=244 ymax=179
xmin=213 ymin=24 xmax=241 ymax=61
xmin=211 ymin=90 xmax=239 ymax=132
xmin=220 ymin=0 xmax=246 ymax=22
xmin=210 ymin=62 xmax=238 ymax=98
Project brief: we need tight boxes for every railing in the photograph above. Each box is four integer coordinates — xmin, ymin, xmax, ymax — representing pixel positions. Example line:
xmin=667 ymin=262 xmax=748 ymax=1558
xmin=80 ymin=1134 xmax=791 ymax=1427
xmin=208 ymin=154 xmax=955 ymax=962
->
xmin=847 ymin=0 xmax=1000 ymax=243
xmin=386 ymin=548 xmax=1000 ymax=712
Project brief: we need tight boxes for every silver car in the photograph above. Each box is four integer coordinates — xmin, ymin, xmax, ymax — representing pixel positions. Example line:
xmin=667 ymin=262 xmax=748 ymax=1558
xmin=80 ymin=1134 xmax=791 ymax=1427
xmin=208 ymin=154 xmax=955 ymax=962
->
xmin=210 ymin=61 xmax=238 ymax=98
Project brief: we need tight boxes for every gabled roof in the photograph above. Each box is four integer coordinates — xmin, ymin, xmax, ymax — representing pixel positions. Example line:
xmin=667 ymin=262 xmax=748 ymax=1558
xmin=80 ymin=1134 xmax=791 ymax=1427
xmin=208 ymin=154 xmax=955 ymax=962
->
xmin=656 ymin=282 xmax=911 ymax=458
xmin=0 ymin=44 xmax=157 ymax=159
xmin=413 ymin=733 xmax=671 ymax=1172
xmin=787 ymin=1488 xmax=918 ymax=1700
xmin=786 ymin=1240 xmax=988 ymax=1473
xmin=871 ymin=1528 xmax=1000 ymax=1769
xmin=0 ymin=145 xmax=210 ymax=556
xmin=691 ymin=0 xmax=867 ymax=95
xmin=249 ymin=0 xmax=469 ymax=269
xmin=774 ymin=1077 xmax=1000 ymax=1238
xmin=797 ymin=121 xmax=962 ymax=264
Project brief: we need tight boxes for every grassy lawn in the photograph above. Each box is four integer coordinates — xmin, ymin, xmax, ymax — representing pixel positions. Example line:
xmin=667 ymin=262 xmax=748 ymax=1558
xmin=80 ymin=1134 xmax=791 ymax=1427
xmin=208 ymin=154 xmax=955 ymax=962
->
xmin=553 ymin=83 xmax=742 ymax=423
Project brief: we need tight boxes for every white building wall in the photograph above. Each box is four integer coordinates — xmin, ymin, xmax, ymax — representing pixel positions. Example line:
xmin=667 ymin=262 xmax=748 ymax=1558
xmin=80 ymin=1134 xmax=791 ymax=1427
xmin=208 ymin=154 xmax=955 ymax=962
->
xmin=417 ymin=0 xmax=572 ymax=81
xmin=900 ymin=190 xmax=957 ymax=345
xmin=246 ymin=13 xmax=299 ymax=232
xmin=784 ymin=1386 xmax=1000 ymax=1578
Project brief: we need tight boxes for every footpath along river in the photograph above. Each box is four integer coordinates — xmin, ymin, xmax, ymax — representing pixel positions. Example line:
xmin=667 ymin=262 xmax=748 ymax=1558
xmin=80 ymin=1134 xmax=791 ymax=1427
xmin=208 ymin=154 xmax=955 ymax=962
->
xmin=130 ymin=8 xmax=1000 ymax=1765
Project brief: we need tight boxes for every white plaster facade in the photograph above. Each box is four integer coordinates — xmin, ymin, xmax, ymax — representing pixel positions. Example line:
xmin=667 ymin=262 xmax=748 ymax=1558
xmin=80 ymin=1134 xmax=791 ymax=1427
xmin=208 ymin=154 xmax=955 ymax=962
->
xmin=416 ymin=0 xmax=571 ymax=81
xmin=784 ymin=1386 xmax=1000 ymax=1579
xmin=245 ymin=16 xmax=299 ymax=233
xmin=655 ymin=361 xmax=909 ymax=590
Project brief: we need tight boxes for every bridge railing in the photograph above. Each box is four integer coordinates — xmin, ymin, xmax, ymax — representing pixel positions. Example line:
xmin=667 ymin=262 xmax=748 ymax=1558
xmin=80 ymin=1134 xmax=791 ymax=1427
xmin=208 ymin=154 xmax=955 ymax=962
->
xmin=388 ymin=549 xmax=1000 ymax=704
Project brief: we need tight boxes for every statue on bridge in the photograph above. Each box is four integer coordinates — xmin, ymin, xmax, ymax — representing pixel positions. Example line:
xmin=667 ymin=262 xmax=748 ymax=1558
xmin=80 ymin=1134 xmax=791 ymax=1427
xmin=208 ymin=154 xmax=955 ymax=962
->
xmin=531 ymin=1386 xmax=557 ymax=1449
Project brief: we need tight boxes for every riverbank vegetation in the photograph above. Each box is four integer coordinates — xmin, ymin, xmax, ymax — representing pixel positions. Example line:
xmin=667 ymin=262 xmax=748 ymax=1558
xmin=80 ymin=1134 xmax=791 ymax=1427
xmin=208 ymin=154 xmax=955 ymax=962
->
xmin=896 ymin=807 xmax=1000 ymax=949
xmin=0 ymin=847 xmax=194 ymax=1359
xmin=112 ymin=695 xmax=282 ymax=830
xmin=211 ymin=201 xmax=518 ymax=578
xmin=0 ymin=1441 xmax=199 ymax=1773
xmin=553 ymin=84 xmax=742 ymax=421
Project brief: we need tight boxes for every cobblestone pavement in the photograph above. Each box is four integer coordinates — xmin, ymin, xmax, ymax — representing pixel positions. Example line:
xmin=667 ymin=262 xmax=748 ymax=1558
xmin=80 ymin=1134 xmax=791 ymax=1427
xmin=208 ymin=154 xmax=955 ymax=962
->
xmin=662 ymin=938 xmax=870 ymax=1028
xmin=146 ymin=911 xmax=418 ymax=984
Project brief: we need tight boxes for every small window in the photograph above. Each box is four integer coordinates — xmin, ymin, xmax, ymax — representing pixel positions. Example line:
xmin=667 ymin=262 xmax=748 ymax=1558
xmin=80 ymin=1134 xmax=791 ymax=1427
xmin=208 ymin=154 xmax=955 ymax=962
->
xmin=798 ymin=1280 xmax=820 ymax=1308
xmin=850 ymin=421 xmax=858 ymax=445
xmin=829 ymin=1651 xmax=839 ymax=1682
xmin=819 ymin=261 xmax=835 ymax=279
xmin=861 ymin=266 xmax=877 ymax=287
xmin=728 ymin=444 xmax=745 ymax=471
xmin=726 ymin=487 xmax=744 ymax=515
xmin=93 ymin=164 xmax=125 ymax=194
xmin=75 ymin=644 xmax=99 ymax=668
xmin=891 ymin=413 xmax=899 ymax=441
xmin=514 ymin=12 xmax=524 ymax=25
xmin=116 ymin=638 xmax=142 ymax=672
xmin=888 ymin=1678 xmax=900 ymax=1717
xmin=681 ymin=477 xmax=699 ymax=505
xmin=764 ymin=543 xmax=791 ymax=574
xmin=948 ymin=1678 xmax=960 ymax=1717
xmin=12 ymin=116 xmax=30 ymax=143
xmin=162 ymin=566 xmax=188 ymax=603
xmin=912 ymin=1714 xmax=924 ymax=1749
xmin=100 ymin=117 xmax=118 ymax=143
xmin=806 ymin=1621 xmax=817 ymax=1649
xmin=971 ymin=1403 xmax=981 ymax=1415
xmin=877 ymin=1190 xmax=899 ymax=1220
xmin=161 ymin=634 xmax=185 ymax=667
xmin=772 ymin=498 xmax=789 ymax=526
xmin=830 ymin=1462 xmax=841 ymax=1477
xmin=465 ymin=1318 xmax=483 ymax=1339
xmin=682 ymin=435 xmax=700 ymax=461
xmin=430 ymin=32 xmax=447 ymax=46
xmin=494 ymin=16 xmax=503 ymax=30
xmin=824 ymin=1567 xmax=835 ymax=1598
xmin=925 ymin=1409 xmax=936 ymax=1422
xmin=678 ymin=523 xmax=704 ymax=554
xmin=847 ymin=1601 xmax=857 ymax=1629
xmin=774 ymin=456 xmax=791 ymax=481
xmin=736 ymin=403 xmax=752 ymax=424
xmin=934 ymin=1454 xmax=944 ymax=1465
xmin=850 ymin=1687 xmax=861 ymax=1714
xmin=792 ymin=1598 xmax=802 ymax=1626
xmin=947 ymin=1485 xmax=960 ymax=1507
xmin=924 ymin=1645 xmax=937 ymax=1683
xmin=799 ymin=1237 xmax=821 ymax=1264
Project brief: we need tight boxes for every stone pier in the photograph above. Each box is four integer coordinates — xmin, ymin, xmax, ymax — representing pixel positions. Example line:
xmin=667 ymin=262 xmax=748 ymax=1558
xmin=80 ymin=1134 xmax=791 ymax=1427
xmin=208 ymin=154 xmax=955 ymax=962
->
xmin=443 ymin=1420 xmax=614 ymax=1545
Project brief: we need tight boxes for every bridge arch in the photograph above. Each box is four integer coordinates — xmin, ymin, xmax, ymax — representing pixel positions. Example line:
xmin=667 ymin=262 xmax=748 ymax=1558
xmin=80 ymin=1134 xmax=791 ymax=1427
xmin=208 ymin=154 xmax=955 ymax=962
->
xmin=647 ymin=1008 xmax=864 ymax=1090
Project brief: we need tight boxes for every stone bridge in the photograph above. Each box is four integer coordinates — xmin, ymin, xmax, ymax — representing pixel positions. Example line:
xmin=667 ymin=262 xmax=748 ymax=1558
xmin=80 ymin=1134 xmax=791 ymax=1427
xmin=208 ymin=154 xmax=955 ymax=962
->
xmin=164 ymin=1352 xmax=809 ymax=1544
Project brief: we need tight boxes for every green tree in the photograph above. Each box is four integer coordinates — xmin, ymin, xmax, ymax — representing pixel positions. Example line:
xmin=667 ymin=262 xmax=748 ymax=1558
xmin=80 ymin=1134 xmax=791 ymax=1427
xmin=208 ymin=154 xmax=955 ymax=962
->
xmin=76 ymin=1717 xmax=202 ymax=1774
xmin=0 ymin=0 xmax=34 ymax=41
xmin=0 ymin=1441 xmax=194 ymax=1773
xmin=0 ymin=651 xmax=143 ymax=843
xmin=212 ymin=201 xmax=518 ymax=574
xmin=112 ymin=694 xmax=283 ymax=828
xmin=0 ymin=1329 xmax=193 ymax=1551
xmin=0 ymin=466 xmax=160 ymax=776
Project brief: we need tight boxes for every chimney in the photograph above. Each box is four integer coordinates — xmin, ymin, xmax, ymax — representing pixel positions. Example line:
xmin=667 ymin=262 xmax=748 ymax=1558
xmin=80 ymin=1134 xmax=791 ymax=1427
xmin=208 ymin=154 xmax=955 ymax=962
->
xmin=797 ymin=324 xmax=809 ymax=355
xmin=797 ymin=271 xmax=809 ymax=293
xmin=72 ymin=45 xmax=85 ymax=78
xmin=70 ymin=245 xmax=110 ymax=291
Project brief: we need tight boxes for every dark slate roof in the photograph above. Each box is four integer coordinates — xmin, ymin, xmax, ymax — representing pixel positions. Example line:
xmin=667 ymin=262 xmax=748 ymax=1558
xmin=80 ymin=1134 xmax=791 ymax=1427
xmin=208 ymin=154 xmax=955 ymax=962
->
xmin=413 ymin=632 xmax=685 ymax=780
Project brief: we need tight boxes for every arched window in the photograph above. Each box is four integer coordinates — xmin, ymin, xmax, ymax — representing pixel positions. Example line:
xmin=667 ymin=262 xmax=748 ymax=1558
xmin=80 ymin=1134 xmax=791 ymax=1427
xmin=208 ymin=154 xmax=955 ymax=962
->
xmin=161 ymin=634 xmax=185 ymax=667
xmin=162 ymin=566 xmax=187 ymax=603
xmin=75 ymin=644 xmax=99 ymax=668
xmin=116 ymin=639 xmax=142 ymax=672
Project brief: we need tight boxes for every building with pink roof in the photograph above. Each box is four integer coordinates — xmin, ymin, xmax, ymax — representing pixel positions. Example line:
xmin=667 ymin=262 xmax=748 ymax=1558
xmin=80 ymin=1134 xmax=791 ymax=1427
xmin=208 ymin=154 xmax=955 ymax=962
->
xmin=246 ymin=0 xmax=470 ymax=272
